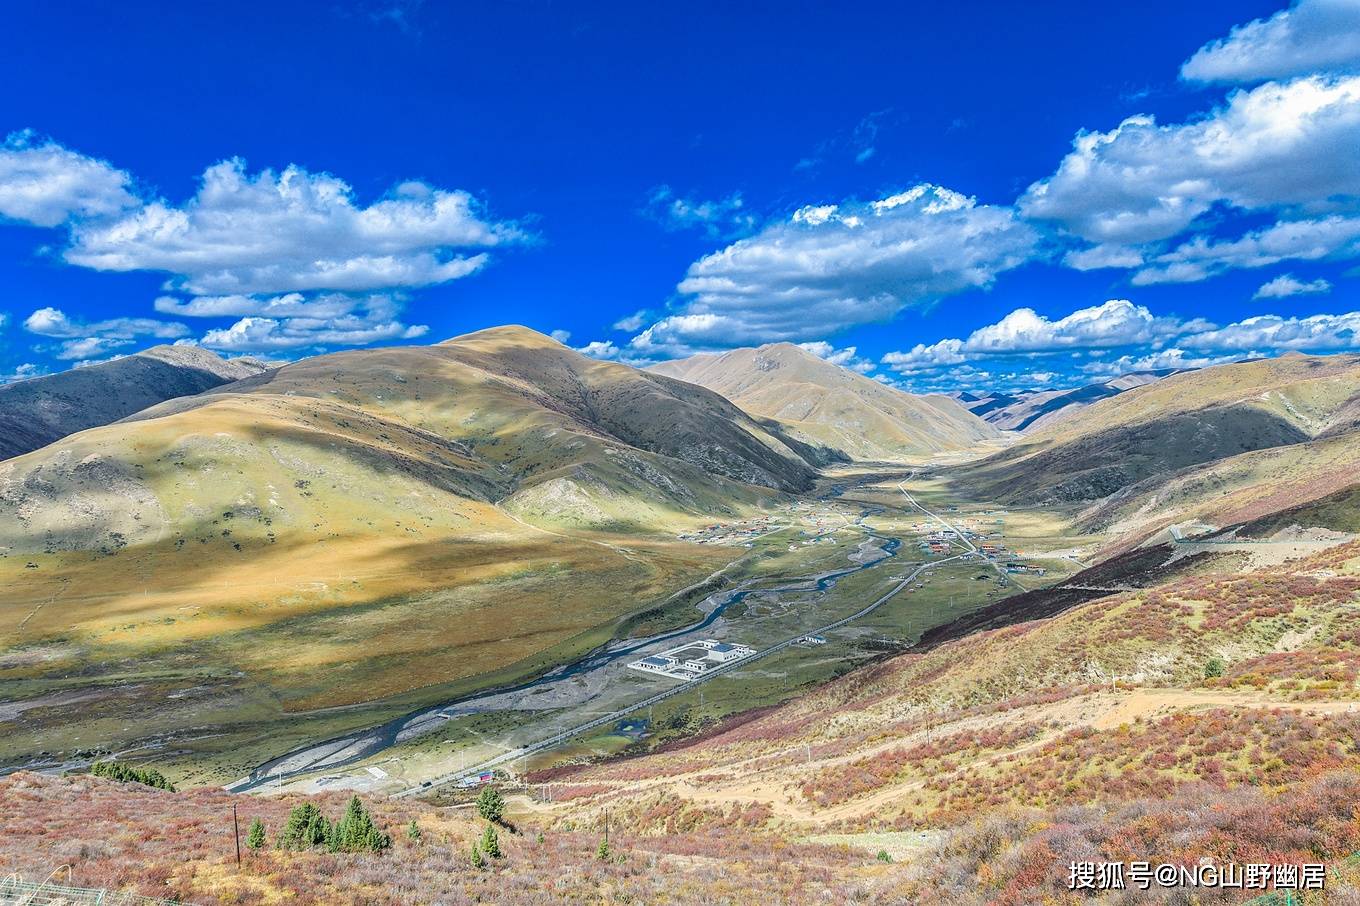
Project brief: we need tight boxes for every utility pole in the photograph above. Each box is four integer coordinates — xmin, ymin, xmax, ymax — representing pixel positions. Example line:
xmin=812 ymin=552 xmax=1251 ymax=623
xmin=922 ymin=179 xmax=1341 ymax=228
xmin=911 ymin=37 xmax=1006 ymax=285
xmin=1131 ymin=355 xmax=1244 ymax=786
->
xmin=604 ymin=808 xmax=610 ymax=847
xmin=232 ymin=803 xmax=241 ymax=868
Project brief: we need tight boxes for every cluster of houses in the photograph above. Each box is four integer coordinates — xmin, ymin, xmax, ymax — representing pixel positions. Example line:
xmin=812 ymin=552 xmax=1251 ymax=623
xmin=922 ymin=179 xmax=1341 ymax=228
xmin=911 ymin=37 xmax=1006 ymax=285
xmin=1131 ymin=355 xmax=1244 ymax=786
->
xmin=678 ymin=516 xmax=778 ymax=546
xmin=629 ymin=639 xmax=757 ymax=681
xmin=913 ymin=514 xmax=1046 ymax=576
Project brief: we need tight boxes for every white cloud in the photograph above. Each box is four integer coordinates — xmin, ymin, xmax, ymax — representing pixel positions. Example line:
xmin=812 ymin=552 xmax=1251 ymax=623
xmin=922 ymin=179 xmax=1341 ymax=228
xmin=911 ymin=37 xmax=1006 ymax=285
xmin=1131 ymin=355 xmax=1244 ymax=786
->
xmin=0 ymin=362 xmax=45 ymax=384
xmin=154 ymin=292 xmax=369 ymax=319
xmin=64 ymin=160 xmax=523 ymax=296
xmin=1182 ymin=0 xmax=1360 ymax=84
xmin=150 ymin=291 xmax=430 ymax=352
xmin=23 ymin=306 xmax=189 ymax=341
xmin=1132 ymin=214 xmax=1360 ymax=284
xmin=1079 ymin=347 xmax=1250 ymax=377
xmin=612 ymin=309 xmax=650 ymax=332
xmin=642 ymin=186 xmax=755 ymax=239
xmin=1020 ymin=77 xmax=1360 ymax=247
xmin=200 ymin=314 xmax=428 ymax=353
xmin=577 ymin=340 xmax=622 ymax=360
xmin=550 ymin=329 xmax=572 ymax=343
xmin=796 ymin=341 xmax=875 ymax=373
xmin=881 ymin=300 xmax=1193 ymax=373
xmin=1253 ymin=273 xmax=1334 ymax=298
xmin=1182 ymin=311 xmax=1360 ymax=351
xmin=1063 ymin=243 xmax=1146 ymax=271
xmin=0 ymin=132 xmax=138 ymax=228
xmin=634 ymin=184 xmax=1038 ymax=356
xmin=54 ymin=337 xmax=136 ymax=361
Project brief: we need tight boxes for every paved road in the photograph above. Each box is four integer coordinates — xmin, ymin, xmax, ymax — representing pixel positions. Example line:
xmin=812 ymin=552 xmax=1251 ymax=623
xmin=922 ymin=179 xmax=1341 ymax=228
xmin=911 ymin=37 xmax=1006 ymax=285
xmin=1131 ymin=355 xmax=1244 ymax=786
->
xmin=396 ymin=549 xmax=958 ymax=798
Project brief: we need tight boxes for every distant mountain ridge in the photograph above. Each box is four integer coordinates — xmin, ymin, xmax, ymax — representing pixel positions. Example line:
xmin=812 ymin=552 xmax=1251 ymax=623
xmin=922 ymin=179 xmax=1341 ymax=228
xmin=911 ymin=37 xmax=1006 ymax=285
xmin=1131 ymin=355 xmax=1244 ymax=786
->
xmin=648 ymin=343 xmax=1001 ymax=461
xmin=949 ymin=369 xmax=1185 ymax=432
xmin=0 ymin=344 xmax=270 ymax=460
xmin=960 ymin=354 xmax=1360 ymax=525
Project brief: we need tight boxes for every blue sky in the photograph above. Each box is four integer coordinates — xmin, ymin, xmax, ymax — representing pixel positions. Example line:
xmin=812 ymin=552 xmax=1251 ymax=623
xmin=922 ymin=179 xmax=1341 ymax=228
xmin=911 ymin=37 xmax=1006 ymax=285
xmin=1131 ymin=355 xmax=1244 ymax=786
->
xmin=1 ymin=0 xmax=1358 ymax=392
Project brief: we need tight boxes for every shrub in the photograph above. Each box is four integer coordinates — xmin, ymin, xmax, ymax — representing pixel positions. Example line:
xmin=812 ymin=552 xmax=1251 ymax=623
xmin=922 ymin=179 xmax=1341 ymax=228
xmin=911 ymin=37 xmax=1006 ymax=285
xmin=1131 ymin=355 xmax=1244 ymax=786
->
xmin=596 ymin=838 xmax=612 ymax=861
xmin=470 ymin=841 xmax=485 ymax=869
xmin=406 ymin=819 xmax=422 ymax=843
xmin=1204 ymin=656 xmax=1226 ymax=679
xmin=876 ymin=850 xmax=893 ymax=863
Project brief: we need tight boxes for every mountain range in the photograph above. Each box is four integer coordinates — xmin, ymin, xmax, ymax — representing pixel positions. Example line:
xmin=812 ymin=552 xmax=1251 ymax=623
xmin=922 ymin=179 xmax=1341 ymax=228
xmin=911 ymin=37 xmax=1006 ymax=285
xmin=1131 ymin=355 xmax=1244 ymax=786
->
xmin=6 ymin=327 xmax=1360 ymax=904
xmin=649 ymin=342 xmax=1000 ymax=460
xmin=0 ymin=344 xmax=270 ymax=460
xmin=949 ymin=368 xmax=1185 ymax=433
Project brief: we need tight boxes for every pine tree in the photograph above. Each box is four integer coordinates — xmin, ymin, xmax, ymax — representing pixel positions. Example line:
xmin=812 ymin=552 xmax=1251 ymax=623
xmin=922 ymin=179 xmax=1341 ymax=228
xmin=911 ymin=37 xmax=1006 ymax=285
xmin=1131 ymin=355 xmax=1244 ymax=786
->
xmin=476 ymin=786 xmax=504 ymax=824
xmin=333 ymin=796 xmax=391 ymax=852
xmin=246 ymin=819 xmax=266 ymax=850
xmin=480 ymin=823 xmax=502 ymax=859
xmin=407 ymin=819 xmax=422 ymax=842
xmin=305 ymin=810 xmax=331 ymax=848
xmin=278 ymin=803 xmax=322 ymax=850
xmin=596 ymin=838 xmax=611 ymax=861
xmin=470 ymin=842 xmax=485 ymax=869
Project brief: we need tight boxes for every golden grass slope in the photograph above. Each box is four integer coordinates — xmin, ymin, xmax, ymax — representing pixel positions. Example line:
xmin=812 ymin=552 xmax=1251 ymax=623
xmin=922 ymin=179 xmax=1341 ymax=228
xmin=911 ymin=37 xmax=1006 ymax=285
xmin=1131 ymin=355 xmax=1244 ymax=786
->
xmin=0 ymin=327 xmax=814 ymax=769
xmin=649 ymin=342 xmax=1001 ymax=461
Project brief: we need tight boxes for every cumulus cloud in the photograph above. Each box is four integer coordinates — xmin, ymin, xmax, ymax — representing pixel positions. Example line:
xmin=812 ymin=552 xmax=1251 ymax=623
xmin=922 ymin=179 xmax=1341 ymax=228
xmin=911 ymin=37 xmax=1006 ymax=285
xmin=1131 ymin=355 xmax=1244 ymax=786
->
xmin=201 ymin=314 xmax=428 ymax=353
xmin=881 ymin=300 xmax=1192 ymax=373
xmin=550 ymin=329 xmax=572 ymax=343
xmin=641 ymin=186 xmax=755 ymax=239
xmin=1181 ymin=311 xmax=1360 ymax=351
xmin=1182 ymin=0 xmax=1360 ymax=84
xmin=22 ymin=306 xmax=191 ymax=361
xmin=1132 ymin=214 xmax=1360 ymax=284
xmin=884 ymin=297 xmax=1360 ymax=391
xmin=0 ymin=138 xmax=528 ymax=356
xmin=1253 ymin=273 xmax=1334 ymax=298
xmin=153 ymin=292 xmax=429 ymax=354
xmin=1020 ymin=77 xmax=1360 ymax=247
xmin=576 ymin=340 xmax=624 ymax=360
xmin=796 ymin=341 xmax=875 ymax=373
xmin=23 ymin=306 xmax=188 ymax=341
xmin=0 ymin=132 xmax=138 ymax=228
xmin=1079 ymin=347 xmax=1250 ymax=377
xmin=0 ymin=362 xmax=45 ymax=384
xmin=64 ymin=160 xmax=523 ymax=296
xmin=631 ymin=184 xmax=1038 ymax=356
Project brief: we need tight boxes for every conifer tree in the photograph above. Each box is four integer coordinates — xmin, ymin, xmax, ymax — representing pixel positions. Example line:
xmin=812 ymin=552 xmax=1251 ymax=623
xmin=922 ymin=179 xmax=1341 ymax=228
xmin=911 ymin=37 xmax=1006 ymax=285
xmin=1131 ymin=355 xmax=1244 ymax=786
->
xmin=476 ymin=786 xmax=505 ymax=824
xmin=470 ymin=842 xmax=485 ymax=869
xmin=480 ymin=823 xmax=502 ymax=859
xmin=596 ymin=838 xmax=612 ymax=861
xmin=333 ymin=795 xmax=391 ymax=852
xmin=246 ymin=819 xmax=266 ymax=850
xmin=278 ymin=803 xmax=322 ymax=850
xmin=407 ymin=819 xmax=422 ymax=842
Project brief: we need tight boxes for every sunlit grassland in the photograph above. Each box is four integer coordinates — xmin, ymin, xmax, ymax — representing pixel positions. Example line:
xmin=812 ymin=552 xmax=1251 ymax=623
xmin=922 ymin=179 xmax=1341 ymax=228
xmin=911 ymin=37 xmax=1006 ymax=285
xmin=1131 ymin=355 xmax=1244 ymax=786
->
xmin=0 ymin=522 xmax=735 ymax=783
